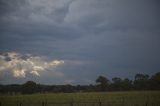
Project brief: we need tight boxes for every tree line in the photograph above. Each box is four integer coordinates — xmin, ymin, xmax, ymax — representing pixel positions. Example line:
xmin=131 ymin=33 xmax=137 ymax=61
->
xmin=0 ymin=72 xmax=160 ymax=94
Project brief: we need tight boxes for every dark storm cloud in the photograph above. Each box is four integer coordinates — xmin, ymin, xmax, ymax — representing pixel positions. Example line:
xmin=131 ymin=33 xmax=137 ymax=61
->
xmin=0 ymin=0 xmax=160 ymax=84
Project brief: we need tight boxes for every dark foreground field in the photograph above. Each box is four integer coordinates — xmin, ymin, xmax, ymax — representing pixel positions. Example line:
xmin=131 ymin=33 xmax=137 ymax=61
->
xmin=0 ymin=91 xmax=160 ymax=106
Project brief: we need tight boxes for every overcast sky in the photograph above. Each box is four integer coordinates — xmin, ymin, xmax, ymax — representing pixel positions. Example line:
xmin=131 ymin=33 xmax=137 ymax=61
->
xmin=0 ymin=0 xmax=160 ymax=84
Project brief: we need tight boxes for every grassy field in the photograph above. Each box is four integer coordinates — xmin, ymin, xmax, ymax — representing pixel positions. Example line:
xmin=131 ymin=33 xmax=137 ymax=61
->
xmin=0 ymin=91 xmax=160 ymax=106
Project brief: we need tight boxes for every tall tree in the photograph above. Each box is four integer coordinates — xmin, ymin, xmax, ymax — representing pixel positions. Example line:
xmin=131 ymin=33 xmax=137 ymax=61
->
xmin=150 ymin=72 xmax=160 ymax=90
xmin=111 ymin=77 xmax=122 ymax=90
xmin=121 ymin=78 xmax=133 ymax=90
xmin=96 ymin=76 xmax=109 ymax=91
xmin=22 ymin=81 xmax=37 ymax=94
xmin=134 ymin=74 xmax=149 ymax=90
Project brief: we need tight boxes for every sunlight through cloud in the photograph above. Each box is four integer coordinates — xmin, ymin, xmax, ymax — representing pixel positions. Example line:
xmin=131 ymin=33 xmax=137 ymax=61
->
xmin=0 ymin=52 xmax=64 ymax=78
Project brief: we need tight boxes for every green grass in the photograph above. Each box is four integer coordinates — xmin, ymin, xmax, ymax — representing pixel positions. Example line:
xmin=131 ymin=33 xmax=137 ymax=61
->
xmin=0 ymin=91 xmax=160 ymax=106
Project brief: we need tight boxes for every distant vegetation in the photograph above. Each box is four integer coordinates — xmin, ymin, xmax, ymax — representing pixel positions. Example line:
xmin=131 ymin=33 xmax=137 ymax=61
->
xmin=0 ymin=72 xmax=160 ymax=94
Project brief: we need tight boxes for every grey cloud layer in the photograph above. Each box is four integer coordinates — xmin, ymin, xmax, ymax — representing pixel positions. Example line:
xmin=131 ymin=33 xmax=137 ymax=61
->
xmin=0 ymin=0 xmax=160 ymax=84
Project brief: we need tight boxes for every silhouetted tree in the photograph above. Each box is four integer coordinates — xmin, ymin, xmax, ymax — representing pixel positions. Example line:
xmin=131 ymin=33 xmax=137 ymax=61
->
xmin=96 ymin=76 xmax=109 ymax=91
xmin=111 ymin=77 xmax=122 ymax=90
xmin=22 ymin=81 xmax=37 ymax=94
xmin=134 ymin=74 xmax=149 ymax=90
xmin=61 ymin=84 xmax=74 ymax=93
xmin=150 ymin=72 xmax=160 ymax=90
xmin=121 ymin=78 xmax=133 ymax=90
